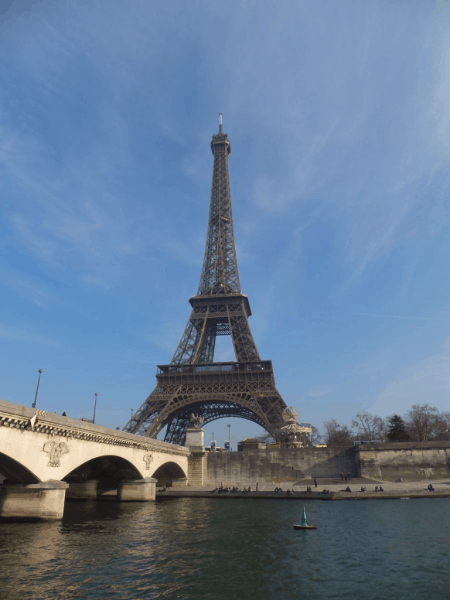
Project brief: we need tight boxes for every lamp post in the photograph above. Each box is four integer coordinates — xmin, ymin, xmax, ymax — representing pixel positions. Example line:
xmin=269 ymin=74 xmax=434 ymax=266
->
xmin=32 ymin=369 xmax=43 ymax=409
xmin=227 ymin=423 xmax=231 ymax=451
xmin=93 ymin=393 xmax=98 ymax=424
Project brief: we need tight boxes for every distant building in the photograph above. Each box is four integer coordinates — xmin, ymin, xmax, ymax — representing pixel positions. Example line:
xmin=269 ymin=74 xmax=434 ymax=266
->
xmin=237 ymin=438 xmax=264 ymax=451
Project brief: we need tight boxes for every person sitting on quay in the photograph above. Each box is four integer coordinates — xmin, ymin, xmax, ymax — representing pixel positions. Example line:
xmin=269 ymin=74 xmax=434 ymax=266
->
xmin=345 ymin=486 xmax=351 ymax=492
xmin=379 ymin=486 xmax=384 ymax=492
xmin=428 ymin=484 xmax=435 ymax=492
xmin=361 ymin=486 xmax=366 ymax=492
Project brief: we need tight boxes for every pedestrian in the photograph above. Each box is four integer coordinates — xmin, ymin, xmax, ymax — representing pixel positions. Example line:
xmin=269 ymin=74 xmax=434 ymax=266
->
xmin=348 ymin=473 xmax=352 ymax=481
xmin=314 ymin=478 xmax=317 ymax=488
xmin=256 ymin=482 xmax=259 ymax=492
xmin=345 ymin=476 xmax=348 ymax=483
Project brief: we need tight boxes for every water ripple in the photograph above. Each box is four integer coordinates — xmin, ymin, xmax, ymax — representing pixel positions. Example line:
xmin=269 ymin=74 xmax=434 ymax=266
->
xmin=1 ymin=498 xmax=450 ymax=599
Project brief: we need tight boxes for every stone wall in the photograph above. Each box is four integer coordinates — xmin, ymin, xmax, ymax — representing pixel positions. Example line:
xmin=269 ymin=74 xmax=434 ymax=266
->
xmin=356 ymin=442 xmax=450 ymax=481
xmin=187 ymin=452 xmax=207 ymax=487
xmin=206 ymin=446 xmax=357 ymax=486
xmin=204 ymin=441 xmax=450 ymax=485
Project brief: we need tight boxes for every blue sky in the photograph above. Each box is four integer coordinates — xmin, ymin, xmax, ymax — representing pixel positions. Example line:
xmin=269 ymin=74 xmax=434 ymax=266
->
xmin=1 ymin=0 xmax=450 ymax=448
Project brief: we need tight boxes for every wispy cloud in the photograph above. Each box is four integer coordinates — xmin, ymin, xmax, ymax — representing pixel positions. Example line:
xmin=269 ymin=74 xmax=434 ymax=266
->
xmin=306 ymin=385 xmax=336 ymax=399
xmin=0 ymin=266 xmax=59 ymax=309
xmin=370 ymin=339 xmax=450 ymax=416
xmin=0 ymin=323 xmax=60 ymax=346
xmin=331 ymin=311 xmax=450 ymax=322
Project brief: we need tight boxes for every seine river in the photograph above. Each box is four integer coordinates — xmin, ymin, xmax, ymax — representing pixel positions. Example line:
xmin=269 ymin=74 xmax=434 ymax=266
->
xmin=1 ymin=497 xmax=449 ymax=600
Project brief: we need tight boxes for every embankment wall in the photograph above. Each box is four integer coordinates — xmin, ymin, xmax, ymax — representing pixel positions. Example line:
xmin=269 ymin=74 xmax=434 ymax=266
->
xmin=356 ymin=442 xmax=450 ymax=482
xmin=206 ymin=447 xmax=356 ymax=486
xmin=205 ymin=442 xmax=450 ymax=485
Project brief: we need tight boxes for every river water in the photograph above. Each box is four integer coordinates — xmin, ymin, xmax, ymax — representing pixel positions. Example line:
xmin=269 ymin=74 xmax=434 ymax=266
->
xmin=1 ymin=497 xmax=449 ymax=600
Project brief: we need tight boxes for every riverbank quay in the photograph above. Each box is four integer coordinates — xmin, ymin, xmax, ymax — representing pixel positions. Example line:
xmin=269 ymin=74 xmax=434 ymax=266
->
xmin=156 ymin=477 xmax=450 ymax=501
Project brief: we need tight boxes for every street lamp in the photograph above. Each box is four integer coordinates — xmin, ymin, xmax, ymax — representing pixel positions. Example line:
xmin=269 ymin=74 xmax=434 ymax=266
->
xmin=227 ymin=423 xmax=231 ymax=451
xmin=32 ymin=369 xmax=43 ymax=409
xmin=93 ymin=393 xmax=98 ymax=424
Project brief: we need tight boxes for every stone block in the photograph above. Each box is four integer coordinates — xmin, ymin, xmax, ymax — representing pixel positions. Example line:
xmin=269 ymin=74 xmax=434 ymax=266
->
xmin=0 ymin=480 xmax=69 ymax=520
xmin=171 ymin=477 xmax=188 ymax=489
xmin=117 ymin=478 xmax=156 ymax=501
xmin=65 ymin=479 xmax=99 ymax=500
xmin=186 ymin=428 xmax=204 ymax=449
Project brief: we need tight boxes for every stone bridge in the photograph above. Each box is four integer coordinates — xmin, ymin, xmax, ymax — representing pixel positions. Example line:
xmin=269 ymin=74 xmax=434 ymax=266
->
xmin=0 ymin=399 xmax=192 ymax=520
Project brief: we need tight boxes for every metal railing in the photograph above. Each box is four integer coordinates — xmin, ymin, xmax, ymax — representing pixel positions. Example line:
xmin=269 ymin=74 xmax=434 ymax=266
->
xmin=157 ymin=361 xmax=272 ymax=375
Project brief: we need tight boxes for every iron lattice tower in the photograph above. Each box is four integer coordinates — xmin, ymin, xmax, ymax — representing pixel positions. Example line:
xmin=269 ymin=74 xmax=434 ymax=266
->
xmin=124 ymin=115 xmax=290 ymax=444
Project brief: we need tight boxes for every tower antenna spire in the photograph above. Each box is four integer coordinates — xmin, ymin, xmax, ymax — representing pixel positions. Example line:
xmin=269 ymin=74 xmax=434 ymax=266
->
xmin=219 ymin=112 xmax=223 ymax=133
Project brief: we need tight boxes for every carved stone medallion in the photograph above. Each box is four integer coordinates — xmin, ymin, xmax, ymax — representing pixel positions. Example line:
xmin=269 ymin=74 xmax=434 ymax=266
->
xmin=143 ymin=454 xmax=153 ymax=470
xmin=43 ymin=441 xmax=69 ymax=467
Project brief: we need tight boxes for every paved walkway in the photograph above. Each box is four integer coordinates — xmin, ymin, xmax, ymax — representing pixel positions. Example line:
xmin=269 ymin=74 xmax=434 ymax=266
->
xmin=157 ymin=478 xmax=450 ymax=501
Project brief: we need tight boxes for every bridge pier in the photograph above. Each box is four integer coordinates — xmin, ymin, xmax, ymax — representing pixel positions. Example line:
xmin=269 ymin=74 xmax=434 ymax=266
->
xmin=65 ymin=479 xmax=100 ymax=500
xmin=0 ymin=480 xmax=69 ymax=521
xmin=117 ymin=478 xmax=156 ymax=501
xmin=171 ymin=477 xmax=188 ymax=488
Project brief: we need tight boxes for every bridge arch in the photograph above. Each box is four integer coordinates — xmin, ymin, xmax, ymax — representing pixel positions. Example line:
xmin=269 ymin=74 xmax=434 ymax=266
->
xmin=151 ymin=461 xmax=187 ymax=487
xmin=62 ymin=455 xmax=142 ymax=483
xmin=164 ymin=399 xmax=269 ymax=444
xmin=0 ymin=452 xmax=40 ymax=484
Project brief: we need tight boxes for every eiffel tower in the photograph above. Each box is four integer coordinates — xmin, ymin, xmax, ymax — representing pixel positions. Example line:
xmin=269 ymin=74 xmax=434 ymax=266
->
xmin=125 ymin=115 xmax=307 ymax=446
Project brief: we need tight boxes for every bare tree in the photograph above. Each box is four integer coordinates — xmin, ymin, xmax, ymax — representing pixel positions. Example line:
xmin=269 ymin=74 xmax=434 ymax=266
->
xmin=322 ymin=419 xmax=353 ymax=446
xmin=352 ymin=411 xmax=386 ymax=442
xmin=430 ymin=411 xmax=450 ymax=441
xmin=310 ymin=425 xmax=322 ymax=446
xmin=255 ymin=432 xmax=275 ymax=444
xmin=405 ymin=404 xmax=439 ymax=442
